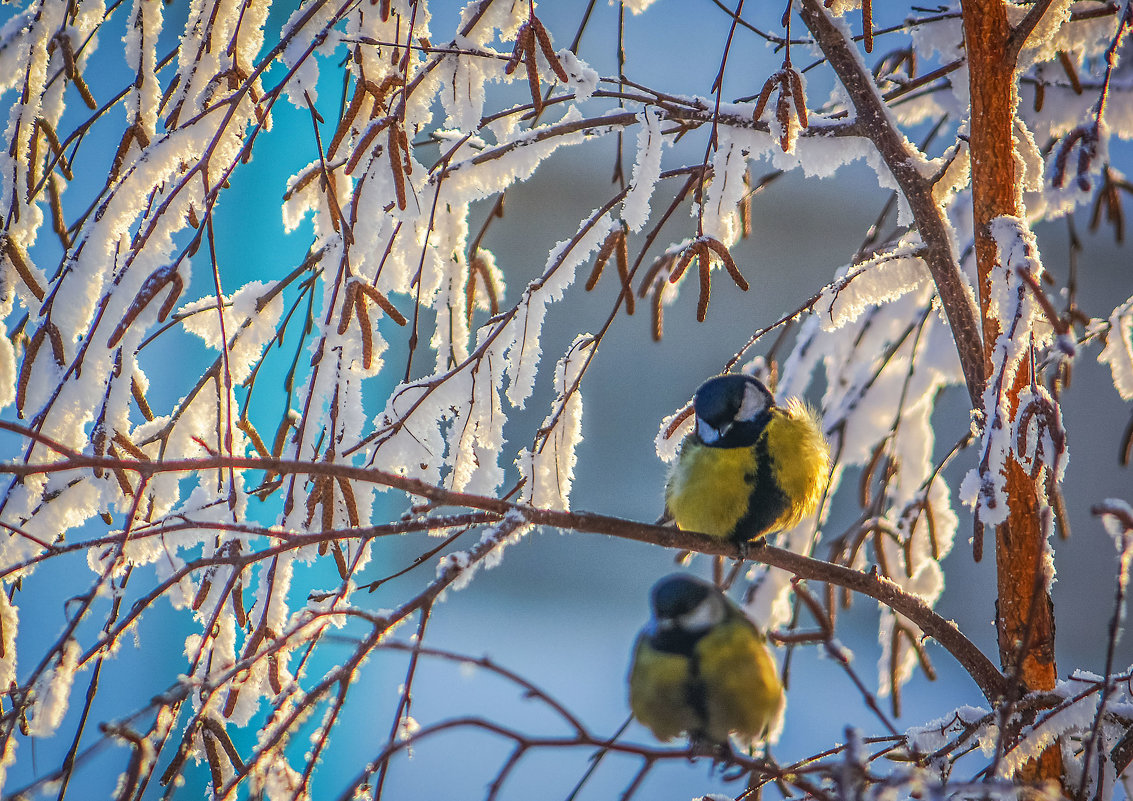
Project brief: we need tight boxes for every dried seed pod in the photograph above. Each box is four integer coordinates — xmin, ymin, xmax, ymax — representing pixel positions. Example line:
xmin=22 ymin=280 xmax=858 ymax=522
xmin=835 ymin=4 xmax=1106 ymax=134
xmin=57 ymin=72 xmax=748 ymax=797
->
xmin=37 ymin=117 xmax=67 ymax=166
xmin=321 ymin=476 xmax=334 ymax=534
xmin=330 ymin=539 xmax=346 ymax=575
xmin=108 ymin=452 xmax=135 ymax=498
xmin=367 ymin=75 xmax=399 ymax=112
xmin=739 ymin=176 xmax=752 ymax=238
xmin=304 ymin=475 xmax=325 ymax=527
xmin=524 ymin=32 xmax=543 ymax=114
xmin=131 ymin=376 xmax=154 ymax=421
xmin=236 ymin=418 xmax=270 ymax=458
xmin=191 ymin=577 xmax=213 ymax=611
xmin=505 ymin=24 xmax=532 ymax=75
xmin=752 ymin=74 xmax=776 ymax=122
xmin=1057 ymin=50 xmax=1083 ymax=94
xmin=615 ymin=231 xmax=634 ymax=314
xmin=788 ymin=68 xmax=808 ymax=129
xmin=695 ymin=245 xmax=710 ymax=322
xmin=25 ymin=121 xmax=38 ymax=197
xmin=387 ymin=124 xmax=407 ymax=210
xmin=337 ymin=282 xmax=359 ymax=336
xmin=268 ymin=652 xmax=283 ymax=695
xmin=232 ymin=577 xmax=247 ymax=628
xmin=344 ymin=116 xmax=391 ymax=175
xmin=531 ymin=17 xmax=569 ymax=83
xmin=1075 ymin=131 xmax=1098 ymax=191
xmin=2 ymin=236 xmax=44 ymax=301
xmin=48 ymin=174 xmax=69 ymax=247
xmin=156 ymin=271 xmax=183 ymax=321
xmin=668 ymin=244 xmax=697 ymax=284
xmin=328 ymin=82 xmax=370 ymax=159
xmin=106 ymin=265 xmax=184 ymax=347
xmin=585 ymin=227 xmax=622 ymax=290
xmin=1051 ymin=127 xmax=1087 ymax=189
xmin=70 ymin=70 xmax=98 ymax=110
xmin=332 ymin=540 xmax=349 ymax=579
xmin=112 ymin=432 xmax=149 ymax=460
xmin=355 ymin=293 xmax=373 ymax=369
xmin=398 ymin=127 xmax=411 ymax=175
xmin=337 ymin=476 xmax=359 ymax=527
xmin=322 ymin=166 xmax=344 ymax=234
xmin=702 ymin=237 xmax=748 ymax=290
xmin=357 ymin=281 xmax=407 ymax=325
xmin=776 ymin=90 xmax=793 ymax=152
xmin=465 ymin=253 xmax=499 ymax=321
xmin=862 ymin=0 xmax=874 ymax=53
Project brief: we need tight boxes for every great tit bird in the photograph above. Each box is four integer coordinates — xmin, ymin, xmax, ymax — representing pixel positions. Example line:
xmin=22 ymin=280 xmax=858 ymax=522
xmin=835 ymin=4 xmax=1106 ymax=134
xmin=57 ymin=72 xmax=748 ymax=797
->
xmin=628 ymin=573 xmax=784 ymax=750
xmin=665 ymin=374 xmax=829 ymax=544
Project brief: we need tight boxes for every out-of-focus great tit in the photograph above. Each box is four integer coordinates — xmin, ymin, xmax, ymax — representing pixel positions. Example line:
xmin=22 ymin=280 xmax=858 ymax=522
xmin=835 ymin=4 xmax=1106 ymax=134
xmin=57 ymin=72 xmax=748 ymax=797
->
xmin=628 ymin=573 xmax=784 ymax=750
xmin=665 ymin=374 xmax=829 ymax=545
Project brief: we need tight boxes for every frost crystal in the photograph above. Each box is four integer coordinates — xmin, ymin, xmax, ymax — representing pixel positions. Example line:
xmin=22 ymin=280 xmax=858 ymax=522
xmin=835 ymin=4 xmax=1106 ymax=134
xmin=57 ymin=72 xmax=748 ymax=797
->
xmin=1099 ymin=297 xmax=1133 ymax=400
xmin=26 ymin=638 xmax=81 ymax=737
xmin=622 ymin=107 xmax=664 ymax=232
xmin=2 ymin=0 xmax=1132 ymax=797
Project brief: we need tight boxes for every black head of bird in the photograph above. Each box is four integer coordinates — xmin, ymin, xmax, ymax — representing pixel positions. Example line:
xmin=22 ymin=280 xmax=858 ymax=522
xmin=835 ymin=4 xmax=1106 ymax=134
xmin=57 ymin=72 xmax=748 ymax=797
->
xmin=646 ymin=571 xmax=728 ymax=653
xmin=692 ymin=373 xmax=774 ymax=448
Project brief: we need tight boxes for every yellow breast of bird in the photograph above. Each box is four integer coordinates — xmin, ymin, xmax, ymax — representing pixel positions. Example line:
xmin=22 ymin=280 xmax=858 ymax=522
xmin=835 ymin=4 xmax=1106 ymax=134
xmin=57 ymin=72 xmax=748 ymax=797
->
xmin=695 ymin=620 xmax=784 ymax=743
xmin=762 ymin=401 xmax=830 ymax=531
xmin=628 ymin=636 xmax=701 ymax=742
xmin=665 ymin=441 xmax=758 ymax=539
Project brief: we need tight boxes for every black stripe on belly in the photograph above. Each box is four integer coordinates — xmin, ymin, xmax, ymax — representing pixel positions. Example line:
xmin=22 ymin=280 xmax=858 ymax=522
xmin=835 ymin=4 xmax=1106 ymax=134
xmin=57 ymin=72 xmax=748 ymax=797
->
xmin=732 ymin=431 xmax=787 ymax=542
xmin=686 ymin=651 xmax=708 ymax=726
xmin=649 ymin=628 xmax=710 ymax=727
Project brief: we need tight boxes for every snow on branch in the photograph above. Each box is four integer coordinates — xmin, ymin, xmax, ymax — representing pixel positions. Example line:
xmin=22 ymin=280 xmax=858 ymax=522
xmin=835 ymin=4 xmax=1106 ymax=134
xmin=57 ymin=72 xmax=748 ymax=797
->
xmin=960 ymin=216 xmax=1056 ymax=533
xmin=1099 ymin=295 xmax=1133 ymax=400
xmin=1 ymin=0 xmax=1132 ymax=797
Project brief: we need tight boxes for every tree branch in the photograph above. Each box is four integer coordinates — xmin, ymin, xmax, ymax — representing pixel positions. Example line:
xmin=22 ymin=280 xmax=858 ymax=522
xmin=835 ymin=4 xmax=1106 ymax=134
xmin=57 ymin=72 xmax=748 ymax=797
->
xmin=0 ymin=438 xmax=1007 ymax=704
xmin=797 ymin=0 xmax=986 ymax=407
xmin=1006 ymin=0 xmax=1060 ymax=64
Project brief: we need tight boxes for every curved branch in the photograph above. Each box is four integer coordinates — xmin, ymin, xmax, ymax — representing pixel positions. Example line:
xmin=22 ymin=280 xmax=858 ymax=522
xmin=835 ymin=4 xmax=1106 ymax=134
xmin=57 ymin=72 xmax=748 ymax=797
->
xmin=0 ymin=438 xmax=1007 ymax=703
xmin=797 ymin=0 xmax=986 ymax=407
xmin=1006 ymin=0 xmax=1060 ymax=63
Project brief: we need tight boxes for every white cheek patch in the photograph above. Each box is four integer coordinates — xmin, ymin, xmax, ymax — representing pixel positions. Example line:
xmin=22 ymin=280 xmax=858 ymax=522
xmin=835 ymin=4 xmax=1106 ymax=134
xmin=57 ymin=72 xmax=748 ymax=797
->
xmin=697 ymin=417 xmax=720 ymax=444
xmin=677 ymin=597 xmax=725 ymax=633
xmin=737 ymin=381 xmax=769 ymax=422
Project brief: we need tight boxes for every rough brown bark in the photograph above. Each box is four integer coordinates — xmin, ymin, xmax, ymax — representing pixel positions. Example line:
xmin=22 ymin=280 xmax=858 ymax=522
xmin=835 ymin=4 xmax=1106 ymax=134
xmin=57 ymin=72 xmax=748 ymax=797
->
xmin=962 ymin=0 xmax=1061 ymax=785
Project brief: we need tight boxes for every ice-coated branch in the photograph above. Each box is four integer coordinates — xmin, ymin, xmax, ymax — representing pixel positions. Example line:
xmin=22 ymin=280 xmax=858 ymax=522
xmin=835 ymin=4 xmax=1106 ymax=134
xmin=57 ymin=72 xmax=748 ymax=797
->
xmin=1006 ymin=0 xmax=1064 ymax=64
xmin=797 ymin=0 xmax=987 ymax=407
xmin=4 ymin=0 xmax=1133 ymax=797
xmin=0 ymin=440 xmax=1007 ymax=703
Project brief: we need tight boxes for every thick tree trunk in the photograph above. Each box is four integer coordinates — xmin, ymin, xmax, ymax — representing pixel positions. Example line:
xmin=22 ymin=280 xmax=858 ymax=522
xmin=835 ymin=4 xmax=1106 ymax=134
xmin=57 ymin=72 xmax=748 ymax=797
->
xmin=962 ymin=0 xmax=1061 ymax=785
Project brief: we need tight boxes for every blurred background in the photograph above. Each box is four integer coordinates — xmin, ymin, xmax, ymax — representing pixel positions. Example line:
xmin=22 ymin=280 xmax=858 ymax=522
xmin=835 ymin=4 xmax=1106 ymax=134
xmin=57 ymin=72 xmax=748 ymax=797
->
xmin=3 ymin=1 xmax=1131 ymax=798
